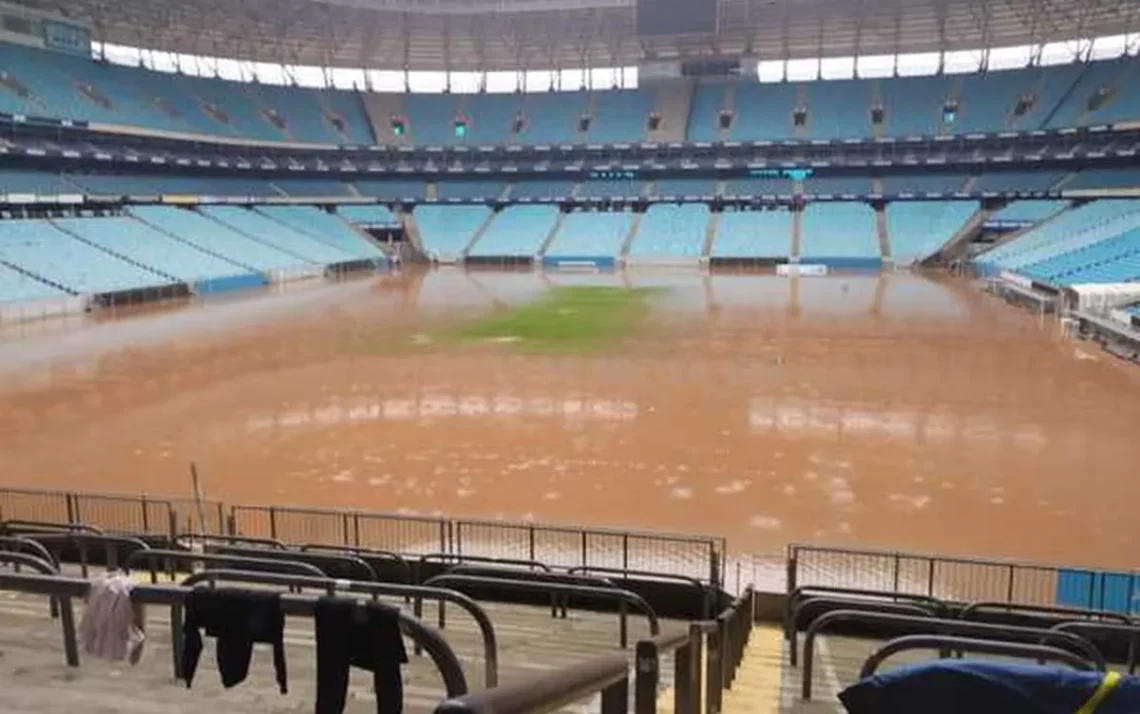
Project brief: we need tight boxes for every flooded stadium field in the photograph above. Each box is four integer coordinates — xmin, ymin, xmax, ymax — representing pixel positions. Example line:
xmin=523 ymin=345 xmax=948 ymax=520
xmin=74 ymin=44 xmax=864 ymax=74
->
xmin=0 ymin=268 xmax=1137 ymax=570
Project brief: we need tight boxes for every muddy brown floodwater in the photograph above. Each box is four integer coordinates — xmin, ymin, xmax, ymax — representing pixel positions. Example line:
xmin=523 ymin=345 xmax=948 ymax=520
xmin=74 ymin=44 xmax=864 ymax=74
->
xmin=0 ymin=268 xmax=1137 ymax=571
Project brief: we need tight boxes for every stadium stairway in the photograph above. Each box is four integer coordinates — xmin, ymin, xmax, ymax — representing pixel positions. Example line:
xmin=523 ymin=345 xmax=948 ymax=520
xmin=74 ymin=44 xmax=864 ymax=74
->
xmin=701 ymin=211 xmax=721 ymax=260
xmin=717 ymin=84 xmax=736 ymax=142
xmin=618 ymin=212 xmax=645 ymax=260
xmin=875 ymin=209 xmax=890 ymax=262
xmin=718 ymin=626 xmax=786 ymax=714
xmin=461 ymin=210 xmax=500 ymax=258
xmin=536 ymin=211 xmax=568 ymax=259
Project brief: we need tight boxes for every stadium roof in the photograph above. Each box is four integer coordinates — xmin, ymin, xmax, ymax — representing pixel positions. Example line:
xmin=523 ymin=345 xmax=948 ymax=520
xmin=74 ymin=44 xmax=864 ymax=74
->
xmin=31 ymin=0 xmax=1140 ymax=71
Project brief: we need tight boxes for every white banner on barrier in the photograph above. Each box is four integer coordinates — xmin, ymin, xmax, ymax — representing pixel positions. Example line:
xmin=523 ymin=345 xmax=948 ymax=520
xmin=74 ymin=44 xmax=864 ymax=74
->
xmin=777 ymin=264 xmax=829 ymax=277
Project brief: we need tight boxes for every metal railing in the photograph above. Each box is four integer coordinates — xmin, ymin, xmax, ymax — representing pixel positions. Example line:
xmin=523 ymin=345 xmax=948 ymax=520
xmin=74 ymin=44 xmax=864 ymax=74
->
xmin=424 ymin=573 xmax=659 ymax=648
xmin=181 ymin=569 xmax=500 ymax=687
xmin=799 ymin=610 xmax=1106 ymax=699
xmin=435 ymin=652 xmax=629 ymax=714
xmin=0 ymin=487 xmax=725 ymax=588
xmin=787 ymin=543 xmax=1072 ymax=607
xmin=123 ymin=549 xmax=326 ymax=582
xmin=787 ymin=597 xmax=939 ymax=666
xmin=635 ymin=628 xmax=701 ymax=714
xmin=859 ymin=635 xmax=1099 ymax=678
xmin=0 ymin=570 xmax=469 ymax=697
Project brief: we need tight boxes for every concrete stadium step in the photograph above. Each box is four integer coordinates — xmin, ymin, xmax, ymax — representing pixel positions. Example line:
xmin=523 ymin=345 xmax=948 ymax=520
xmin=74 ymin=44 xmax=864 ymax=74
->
xmin=0 ymin=582 xmax=680 ymax=714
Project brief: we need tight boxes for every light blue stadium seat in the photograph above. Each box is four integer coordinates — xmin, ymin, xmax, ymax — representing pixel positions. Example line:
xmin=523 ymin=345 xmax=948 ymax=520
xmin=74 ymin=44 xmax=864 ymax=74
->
xmin=436 ymin=181 xmax=507 ymax=200
xmin=414 ymin=205 xmax=492 ymax=259
xmin=1010 ymin=63 xmax=1085 ymax=131
xmin=954 ymin=67 xmax=1039 ymax=133
xmin=885 ymin=201 xmax=977 ymax=263
xmin=724 ymin=177 xmax=793 ymax=198
xmin=587 ymin=89 xmax=653 ymax=143
xmin=461 ymin=93 xmax=522 ymax=144
xmin=629 ymin=203 xmax=709 ymax=258
xmin=0 ymin=219 xmax=171 ymax=293
xmin=731 ymin=82 xmax=798 ymax=140
xmin=880 ymin=173 xmax=969 ymax=195
xmin=246 ymin=84 xmax=342 ymax=143
xmin=804 ymin=79 xmax=872 ymax=139
xmin=802 ymin=176 xmax=870 ymax=196
xmin=468 ymin=205 xmax=560 ymax=257
xmin=972 ymin=171 xmax=1064 ymax=193
xmin=0 ymin=170 xmax=82 ymax=195
xmin=978 ymin=200 xmax=1140 ymax=272
xmin=652 ymin=179 xmax=718 ymax=198
xmin=404 ymin=94 xmax=462 ymax=145
xmin=800 ymin=202 xmax=880 ymax=262
xmin=877 ymin=75 xmax=954 ymax=136
xmin=200 ymin=206 xmax=356 ymax=264
xmin=0 ymin=262 xmax=68 ymax=302
xmin=511 ymin=180 xmax=575 ymax=200
xmin=272 ymin=179 xmax=352 ymax=196
xmin=517 ymin=92 xmax=588 ymax=144
xmin=1046 ymin=59 xmax=1130 ymax=128
xmin=254 ymin=205 xmax=384 ymax=259
xmin=712 ymin=208 xmax=793 ymax=258
xmin=338 ymin=204 xmax=400 ymax=227
xmin=544 ymin=210 xmax=633 ymax=258
xmin=353 ymin=181 xmax=425 ymax=200
xmin=578 ymin=180 xmax=643 ymax=199
xmin=990 ymin=200 xmax=1068 ymax=223
xmin=52 ymin=216 xmax=249 ymax=282
xmin=687 ymin=84 xmax=726 ymax=141
xmin=321 ymin=89 xmax=375 ymax=144
xmin=128 ymin=205 xmax=311 ymax=272
xmin=1021 ymin=227 xmax=1140 ymax=284
xmin=1067 ymin=169 xmax=1140 ymax=191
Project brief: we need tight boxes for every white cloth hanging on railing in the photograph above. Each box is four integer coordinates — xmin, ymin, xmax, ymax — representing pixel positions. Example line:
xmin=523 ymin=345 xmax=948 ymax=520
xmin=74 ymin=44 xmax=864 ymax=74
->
xmin=78 ymin=570 xmax=145 ymax=664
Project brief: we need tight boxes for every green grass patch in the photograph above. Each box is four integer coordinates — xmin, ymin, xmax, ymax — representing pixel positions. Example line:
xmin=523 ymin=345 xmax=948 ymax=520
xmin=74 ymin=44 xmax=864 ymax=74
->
xmin=445 ymin=285 xmax=658 ymax=352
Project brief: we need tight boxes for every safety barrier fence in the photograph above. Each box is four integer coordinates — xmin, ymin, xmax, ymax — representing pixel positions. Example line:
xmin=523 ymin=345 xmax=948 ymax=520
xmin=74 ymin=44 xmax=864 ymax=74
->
xmin=787 ymin=543 xmax=1140 ymax=613
xmin=0 ymin=487 xmax=724 ymax=588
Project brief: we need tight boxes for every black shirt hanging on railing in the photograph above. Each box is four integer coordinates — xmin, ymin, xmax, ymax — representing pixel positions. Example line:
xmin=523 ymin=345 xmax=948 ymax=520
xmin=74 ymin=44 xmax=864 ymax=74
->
xmin=181 ymin=588 xmax=287 ymax=694
xmin=315 ymin=596 xmax=408 ymax=714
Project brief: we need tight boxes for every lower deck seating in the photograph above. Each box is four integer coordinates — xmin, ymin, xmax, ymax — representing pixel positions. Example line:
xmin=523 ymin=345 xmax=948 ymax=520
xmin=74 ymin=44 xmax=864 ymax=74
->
xmin=0 ymin=219 xmax=171 ymax=294
xmin=200 ymin=206 xmax=358 ymax=264
xmin=468 ymin=205 xmax=560 ymax=258
xmin=712 ymin=208 xmax=793 ymax=258
xmin=51 ymin=216 xmax=247 ymax=282
xmin=885 ymin=201 xmax=977 ymax=263
xmin=510 ymin=180 xmax=575 ymax=200
xmin=436 ymin=181 xmax=507 ymax=201
xmin=544 ymin=210 xmax=633 ymax=259
xmin=979 ymin=200 xmax=1140 ymax=272
xmin=628 ymin=203 xmax=709 ymax=258
xmin=800 ymin=203 xmax=881 ymax=263
xmin=414 ymin=205 xmax=492 ymax=259
xmin=254 ymin=205 xmax=384 ymax=259
xmin=1020 ymin=227 xmax=1140 ymax=284
xmin=128 ymin=205 xmax=312 ymax=272
xmin=990 ymin=200 xmax=1068 ymax=223
xmin=0 ymin=261 xmax=67 ymax=302
xmin=338 ymin=204 xmax=400 ymax=228
xmin=1066 ymin=168 xmax=1140 ymax=191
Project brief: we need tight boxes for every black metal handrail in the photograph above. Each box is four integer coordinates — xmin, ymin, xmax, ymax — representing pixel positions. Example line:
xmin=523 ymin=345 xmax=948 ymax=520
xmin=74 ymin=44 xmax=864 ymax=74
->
xmin=689 ymin=586 xmax=754 ymax=714
xmin=568 ymin=565 xmax=711 ymax=618
xmin=859 ymin=635 xmax=1098 ymax=679
xmin=0 ymin=570 xmax=469 ymax=698
xmin=800 ymin=609 xmax=1106 ymax=699
xmin=1051 ymin=621 xmax=1140 ymax=673
xmin=0 ymin=535 xmax=57 ymax=568
xmin=24 ymin=532 xmax=151 ymax=577
xmin=177 ymin=533 xmax=287 ymax=549
xmin=424 ymin=573 xmax=659 ymax=648
xmin=207 ymin=544 xmax=378 ymax=581
xmin=2 ymin=519 xmax=104 ymax=535
xmin=181 ymin=568 xmax=500 ymax=687
xmin=300 ymin=543 xmax=413 ymax=583
xmin=419 ymin=552 xmax=552 ymax=573
xmin=788 ymin=597 xmax=938 ymax=665
xmin=0 ymin=556 xmax=73 ymax=664
xmin=435 ymin=652 xmax=629 ymax=714
xmin=958 ymin=601 xmax=1132 ymax=625
xmin=784 ymin=585 xmax=950 ymax=641
xmin=635 ymin=626 xmax=702 ymax=714
xmin=124 ymin=548 xmax=325 ymax=582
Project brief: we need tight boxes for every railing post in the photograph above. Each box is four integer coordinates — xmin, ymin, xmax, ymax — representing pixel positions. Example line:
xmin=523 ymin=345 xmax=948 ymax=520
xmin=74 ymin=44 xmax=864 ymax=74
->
xmin=674 ymin=636 xmax=694 ymax=714
xmin=635 ymin=640 xmax=658 ymax=714
xmin=601 ymin=671 xmax=630 ymax=714
xmin=709 ymin=545 xmax=719 ymax=592
xmin=140 ymin=495 xmax=149 ymax=533
xmin=706 ymin=624 xmax=722 ymax=714
xmin=619 ymin=599 xmax=628 ymax=649
xmin=580 ymin=531 xmax=588 ymax=568
xmin=688 ymin=623 xmax=704 ymax=714
xmin=226 ymin=510 xmax=236 ymax=536
xmin=528 ymin=526 xmax=536 ymax=563
xmin=342 ymin=513 xmax=351 ymax=546
xmin=58 ymin=594 xmax=79 ymax=667
xmin=67 ymin=493 xmax=78 ymax=526
xmin=622 ymin=534 xmax=629 ymax=575
xmin=268 ymin=506 xmax=278 ymax=540
xmin=352 ymin=513 xmax=361 ymax=547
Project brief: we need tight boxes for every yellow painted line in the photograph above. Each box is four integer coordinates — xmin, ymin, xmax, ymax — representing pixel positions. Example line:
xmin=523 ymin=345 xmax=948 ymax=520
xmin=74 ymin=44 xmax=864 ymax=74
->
xmin=721 ymin=625 xmax=783 ymax=714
